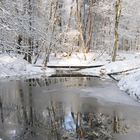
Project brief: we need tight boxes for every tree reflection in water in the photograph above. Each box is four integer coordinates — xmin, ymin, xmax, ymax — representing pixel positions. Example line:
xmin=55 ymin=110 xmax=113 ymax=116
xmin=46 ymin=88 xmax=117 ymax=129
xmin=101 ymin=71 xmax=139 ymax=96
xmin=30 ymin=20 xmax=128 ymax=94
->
xmin=0 ymin=100 xmax=127 ymax=139
xmin=0 ymin=77 xmax=139 ymax=140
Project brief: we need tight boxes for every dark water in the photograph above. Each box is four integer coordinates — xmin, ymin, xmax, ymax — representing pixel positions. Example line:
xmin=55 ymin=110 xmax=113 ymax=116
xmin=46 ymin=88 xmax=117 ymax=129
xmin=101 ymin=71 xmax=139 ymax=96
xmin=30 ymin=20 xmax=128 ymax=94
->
xmin=0 ymin=77 xmax=140 ymax=140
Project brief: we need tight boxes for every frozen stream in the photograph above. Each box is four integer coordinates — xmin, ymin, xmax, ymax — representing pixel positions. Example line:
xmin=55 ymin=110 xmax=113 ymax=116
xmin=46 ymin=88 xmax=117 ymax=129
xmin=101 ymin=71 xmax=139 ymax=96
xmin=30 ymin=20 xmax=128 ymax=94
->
xmin=0 ymin=77 xmax=140 ymax=140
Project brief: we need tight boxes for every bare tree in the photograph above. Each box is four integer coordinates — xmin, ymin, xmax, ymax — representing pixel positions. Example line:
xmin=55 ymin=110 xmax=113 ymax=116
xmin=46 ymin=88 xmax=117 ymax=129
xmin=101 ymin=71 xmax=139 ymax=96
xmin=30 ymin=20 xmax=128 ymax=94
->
xmin=112 ymin=0 xmax=121 ymax=61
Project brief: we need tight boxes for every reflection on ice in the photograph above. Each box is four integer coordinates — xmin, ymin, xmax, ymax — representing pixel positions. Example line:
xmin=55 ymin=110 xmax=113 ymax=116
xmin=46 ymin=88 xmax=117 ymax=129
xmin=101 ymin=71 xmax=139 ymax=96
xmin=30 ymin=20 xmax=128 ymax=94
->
xmin=8 ymin=130 xmax=16 ymax=137
xmin=0 ymin=77 xmax=140 ymax=140
xmin=64 ymin=112 xmax=76 ymax=131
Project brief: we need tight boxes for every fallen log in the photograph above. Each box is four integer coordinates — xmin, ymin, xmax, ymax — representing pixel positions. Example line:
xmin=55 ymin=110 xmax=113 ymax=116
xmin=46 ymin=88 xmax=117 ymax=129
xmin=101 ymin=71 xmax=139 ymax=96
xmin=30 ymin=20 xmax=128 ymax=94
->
xmin=107 ymin=67 xmax=140 ymax=75
xmin=49 ymin=73 xmax=100 ymax=78
xmin=47 ymin=65 xmax=104 ymax=69
xmin=107 ymin=74 xmax=119 ymax=82
xmin=106 ymin=67 xmax=140 ymax=81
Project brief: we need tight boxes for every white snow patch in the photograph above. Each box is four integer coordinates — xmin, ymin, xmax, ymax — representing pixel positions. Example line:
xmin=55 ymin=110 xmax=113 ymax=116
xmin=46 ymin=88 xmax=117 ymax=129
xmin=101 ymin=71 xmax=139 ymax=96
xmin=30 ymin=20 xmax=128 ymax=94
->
xmin=118 ymin=71 xmax=140 ymax=102
xmin=79 ymin=59 xmax=140 ymax=77
xmin=48 ymin=52 xmax=108 ymax=67
xmin=0 ymin=54 xmax=55 ymax=80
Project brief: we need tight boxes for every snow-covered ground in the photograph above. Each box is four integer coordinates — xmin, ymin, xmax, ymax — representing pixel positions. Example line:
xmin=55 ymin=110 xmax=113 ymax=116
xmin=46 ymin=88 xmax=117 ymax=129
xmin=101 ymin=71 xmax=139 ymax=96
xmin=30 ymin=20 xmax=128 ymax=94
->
xmin=0 ymin=54 xmax=55 ymax=80
xmin=48 ymin=52 xmax=109 ymax=67
xmin=71 ymin=52 xmax=140 ymax=78
xmin=79 ymin=59 xmax=140 ymax=78
xmin=118 ymin=71 xmax=140 ymax=102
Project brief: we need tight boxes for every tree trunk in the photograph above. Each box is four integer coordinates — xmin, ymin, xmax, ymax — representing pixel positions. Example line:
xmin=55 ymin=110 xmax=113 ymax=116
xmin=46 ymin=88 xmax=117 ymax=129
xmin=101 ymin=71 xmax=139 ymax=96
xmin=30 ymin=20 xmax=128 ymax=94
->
xmin=112 ymin=0 xmax=121 ymax=62
xmin=23 ymin=0 xmax=33 ymax=63
xmin=76 ymin=0 xmax=86 ymax=60
xmin=44 ymin=0 xmax=59 ymax=66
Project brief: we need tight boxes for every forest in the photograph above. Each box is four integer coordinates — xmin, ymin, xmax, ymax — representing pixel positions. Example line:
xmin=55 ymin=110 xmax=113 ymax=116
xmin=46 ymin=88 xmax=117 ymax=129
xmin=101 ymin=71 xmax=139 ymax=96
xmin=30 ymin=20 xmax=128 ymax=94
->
xmin=0 ymin=0 xmax=140 ymax=97
xmin=1 ymin=1 xmax=140 ymax=140
xmin=1 ymin=0 xmax=139 ymax=63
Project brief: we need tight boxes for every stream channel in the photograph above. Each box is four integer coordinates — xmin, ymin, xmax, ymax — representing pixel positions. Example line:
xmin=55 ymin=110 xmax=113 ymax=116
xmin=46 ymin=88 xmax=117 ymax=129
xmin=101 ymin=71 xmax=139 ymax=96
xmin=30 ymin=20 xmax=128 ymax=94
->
xmin=0 ymin=75 xmax=140 ymax=140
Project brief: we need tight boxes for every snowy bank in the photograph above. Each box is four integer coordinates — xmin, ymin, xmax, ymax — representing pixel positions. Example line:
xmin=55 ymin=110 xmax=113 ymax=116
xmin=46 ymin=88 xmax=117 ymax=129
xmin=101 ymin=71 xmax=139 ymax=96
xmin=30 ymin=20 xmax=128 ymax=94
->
xmin=79 ymin=59 xmax=140 ymax=77
xmin=0 ymin=54 xmax=55 ymax=80
xmin=118 ymin=71 xmax=140 ymax=102
xmin=48 ymin=52 xmax=108 ymax=67
xmin=47 ymin=52 xmax=140 ymax=78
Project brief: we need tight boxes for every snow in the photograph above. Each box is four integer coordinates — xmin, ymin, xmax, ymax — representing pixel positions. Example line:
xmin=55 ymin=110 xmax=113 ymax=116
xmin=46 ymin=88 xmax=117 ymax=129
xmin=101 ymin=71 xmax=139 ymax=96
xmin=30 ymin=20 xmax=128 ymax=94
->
xmin=79 ymin=59 xmax=140 ymax=77
xmin=0 ymin=54 xmax=55 ymax=80
xmin=48 ymin=52 xmax=108 ymax=67
xmin=118 ymin=71 xmax=140 ymax=102
xmin=75 ymin=52 xmax=140 ymax=78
